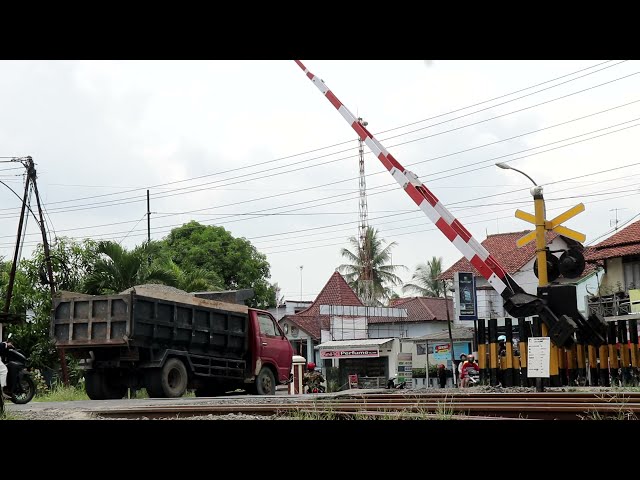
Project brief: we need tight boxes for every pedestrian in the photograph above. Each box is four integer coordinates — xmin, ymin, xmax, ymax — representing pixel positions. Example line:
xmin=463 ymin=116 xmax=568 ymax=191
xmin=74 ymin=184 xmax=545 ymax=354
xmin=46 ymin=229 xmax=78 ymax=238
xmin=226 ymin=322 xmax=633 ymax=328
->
xmin=437 ymin=364 xmax=447 ymax=388
xmin=457 ymin=353 xmax=467 ymax=387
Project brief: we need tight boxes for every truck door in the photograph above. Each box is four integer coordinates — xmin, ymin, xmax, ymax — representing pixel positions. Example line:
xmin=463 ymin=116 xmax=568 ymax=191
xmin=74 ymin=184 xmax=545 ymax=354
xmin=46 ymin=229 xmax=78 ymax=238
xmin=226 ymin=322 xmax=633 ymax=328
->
xmin=257 ymin=313 xmax=293 ymax=382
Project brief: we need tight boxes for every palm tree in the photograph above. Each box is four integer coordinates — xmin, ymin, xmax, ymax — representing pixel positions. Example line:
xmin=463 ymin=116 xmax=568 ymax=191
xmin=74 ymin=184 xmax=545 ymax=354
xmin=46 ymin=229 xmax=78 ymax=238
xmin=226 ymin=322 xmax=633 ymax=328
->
xmin=402 ymin=256 xmax=447 ymax=297
xmin=84 ymin=241 xmax=177 ymax=294
xmin=165 ymin=260 xmax=223 ymax=292
xmin=338 ymin=226 xmax=405 ymax=304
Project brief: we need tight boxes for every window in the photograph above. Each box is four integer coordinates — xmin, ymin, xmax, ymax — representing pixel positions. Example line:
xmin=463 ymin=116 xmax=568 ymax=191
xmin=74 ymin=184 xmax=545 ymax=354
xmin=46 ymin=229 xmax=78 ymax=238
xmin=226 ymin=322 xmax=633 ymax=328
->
xmin=258 ymin=314 xmax=277 ymax=336
xmin=416 ymin=343 xmax=427 ymax=355
xmin=623 ymin=258 xmax=640 ymax=290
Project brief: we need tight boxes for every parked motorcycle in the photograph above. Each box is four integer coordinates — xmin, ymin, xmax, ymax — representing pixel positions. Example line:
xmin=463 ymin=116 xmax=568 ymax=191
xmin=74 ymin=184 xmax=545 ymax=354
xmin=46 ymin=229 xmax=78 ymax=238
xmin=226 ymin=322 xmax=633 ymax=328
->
xmin=2 ymin=338 xmax=36 ymax=404
xmin=386 ymin=377 xmax=406 ymax=389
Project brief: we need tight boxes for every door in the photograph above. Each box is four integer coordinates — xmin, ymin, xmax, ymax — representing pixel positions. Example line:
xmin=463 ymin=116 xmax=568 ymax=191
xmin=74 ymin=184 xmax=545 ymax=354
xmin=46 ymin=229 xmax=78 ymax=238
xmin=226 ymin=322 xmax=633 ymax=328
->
xmin=257 ymin=313 xmax=293 ymax=381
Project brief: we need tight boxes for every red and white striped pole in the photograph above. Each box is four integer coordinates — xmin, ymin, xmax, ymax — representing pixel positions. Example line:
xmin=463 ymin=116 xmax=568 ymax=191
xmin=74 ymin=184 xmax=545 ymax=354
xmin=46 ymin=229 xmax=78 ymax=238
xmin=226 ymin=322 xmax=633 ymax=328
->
xmin=294 ymin=61 xmax=519 ymax=299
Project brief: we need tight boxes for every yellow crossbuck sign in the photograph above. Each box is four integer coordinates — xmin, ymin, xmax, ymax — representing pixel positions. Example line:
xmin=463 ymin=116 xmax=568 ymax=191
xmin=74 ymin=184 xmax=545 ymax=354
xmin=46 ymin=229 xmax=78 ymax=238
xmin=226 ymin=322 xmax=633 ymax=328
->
xmin=515 ymin=203 xmax=586 ymax=247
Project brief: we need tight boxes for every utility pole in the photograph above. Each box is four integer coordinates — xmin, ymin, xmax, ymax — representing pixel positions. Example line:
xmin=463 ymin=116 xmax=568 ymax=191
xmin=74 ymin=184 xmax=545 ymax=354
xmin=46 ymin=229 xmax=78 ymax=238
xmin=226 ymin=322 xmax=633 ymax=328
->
xmin=147 ymin=190 xmax=151 ymax=243
xmin=147 ymin=189 xmax=151 ymax=265
xmin=29 ymin=158 xmax=68 ymax=386
xmin=443 ymin=280 xmax=457 ymax=387
xmin=2 ymin=157 xmax=68 ymax=385
xmin=299 ymin=265 xmax=304 ymax=301
xmin=3 ymin=168 xmax=31 ymax=317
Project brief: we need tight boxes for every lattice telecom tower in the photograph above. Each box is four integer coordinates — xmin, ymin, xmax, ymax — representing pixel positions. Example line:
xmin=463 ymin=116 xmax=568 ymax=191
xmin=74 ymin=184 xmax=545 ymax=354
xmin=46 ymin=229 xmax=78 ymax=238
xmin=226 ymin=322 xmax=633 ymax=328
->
xmin=357 ymin=117 xmax=374 ymax=306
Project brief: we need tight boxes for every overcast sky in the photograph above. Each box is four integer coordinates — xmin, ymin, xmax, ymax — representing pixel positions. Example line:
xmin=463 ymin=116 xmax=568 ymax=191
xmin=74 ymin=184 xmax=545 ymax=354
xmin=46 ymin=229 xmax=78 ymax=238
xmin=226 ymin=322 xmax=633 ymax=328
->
xmin=0 ymin=60 xmax=638 ymax=301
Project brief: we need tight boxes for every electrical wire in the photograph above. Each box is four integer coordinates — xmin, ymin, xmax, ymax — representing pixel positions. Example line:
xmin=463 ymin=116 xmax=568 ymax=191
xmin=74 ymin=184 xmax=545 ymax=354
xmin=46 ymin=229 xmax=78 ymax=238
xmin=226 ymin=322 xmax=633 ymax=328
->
xmin=7 ymin=63 xmax=634 ymax=212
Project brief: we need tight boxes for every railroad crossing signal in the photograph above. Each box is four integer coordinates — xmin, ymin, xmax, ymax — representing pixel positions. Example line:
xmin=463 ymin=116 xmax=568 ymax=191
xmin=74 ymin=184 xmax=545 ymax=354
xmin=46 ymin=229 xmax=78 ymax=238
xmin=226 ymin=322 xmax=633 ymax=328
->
xmin=515 ymin=203 xmax=586 ymax=247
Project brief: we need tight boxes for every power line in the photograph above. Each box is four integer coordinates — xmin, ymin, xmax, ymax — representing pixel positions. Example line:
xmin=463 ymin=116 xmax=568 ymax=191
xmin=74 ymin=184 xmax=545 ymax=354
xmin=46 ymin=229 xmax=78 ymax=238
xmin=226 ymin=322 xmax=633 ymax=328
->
xmin=17 ymin=60 xmax=618 ymax=200
xmin=6 ymin=167 xmax=640 ymax=250
xmin=8 ymin=64 xmax=634 ymax=213
xmin=4 ymin=104 xmax=637 ymax=222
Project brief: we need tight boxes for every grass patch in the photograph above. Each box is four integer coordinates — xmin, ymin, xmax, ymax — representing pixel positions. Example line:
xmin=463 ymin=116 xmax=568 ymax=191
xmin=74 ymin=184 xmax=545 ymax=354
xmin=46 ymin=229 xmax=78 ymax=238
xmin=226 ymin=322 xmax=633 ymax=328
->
xmin=0 ymin=409 xmax=23 ymax=420
xmin=34 ymin=384 xmax=89 ymax=402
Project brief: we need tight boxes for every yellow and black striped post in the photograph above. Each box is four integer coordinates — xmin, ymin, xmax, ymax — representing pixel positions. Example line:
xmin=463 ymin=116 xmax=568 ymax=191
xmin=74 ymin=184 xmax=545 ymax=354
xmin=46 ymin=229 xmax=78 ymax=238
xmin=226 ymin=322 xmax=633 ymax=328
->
xmin=532 ymin=316 xmax=545 ymax=391
xmin=488 ymin=318 xmax=499 ymax=386
xmin=558 ymin=346 xmax=567 ymax=386
xmin=518 ymin=317 xmax=529 ymax=386
xmin=503 ymin=318 xmax=514 ymax=387
xmin=629 ymin=319 xmax=638 ymax=385
xmin=575 ymin=334 xmax=586 ymax=386
xmin=598 ymin=340 xmax=610 ymax=387
xmin=567 ymin=344 xmax=577 ymax=386
xmin=477 ymin=319 xmax=487 ymax=384
xmin=608 ymin=321 xmax=620 ymax=386
xmin=543 ymin=323 xmax=561 ymax=387
xmin=588 ymin=342 xmax=599 ymax=386
xmin=618 ymin=320 xmax=632 ymax=385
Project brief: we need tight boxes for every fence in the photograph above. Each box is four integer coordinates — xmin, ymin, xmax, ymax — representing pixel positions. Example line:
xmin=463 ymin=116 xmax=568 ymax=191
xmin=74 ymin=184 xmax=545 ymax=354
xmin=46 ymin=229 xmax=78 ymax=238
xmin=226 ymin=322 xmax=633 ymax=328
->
xmin=475 ymin=317 xmax=640 ymax=387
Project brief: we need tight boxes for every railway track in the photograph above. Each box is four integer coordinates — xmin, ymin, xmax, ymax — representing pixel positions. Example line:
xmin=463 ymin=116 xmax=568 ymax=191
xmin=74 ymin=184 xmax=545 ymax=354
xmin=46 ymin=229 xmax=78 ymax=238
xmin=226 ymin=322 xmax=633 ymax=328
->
xmin=90 ymin=391 xmax=640 ymax=420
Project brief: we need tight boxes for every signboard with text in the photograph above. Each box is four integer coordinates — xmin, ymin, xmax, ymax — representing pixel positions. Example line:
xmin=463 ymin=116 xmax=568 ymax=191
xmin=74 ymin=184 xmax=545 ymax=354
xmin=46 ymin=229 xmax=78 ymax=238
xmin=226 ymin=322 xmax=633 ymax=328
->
xmin=320 ymin=348 xmax=380 ymax=359
xmin=454 ymin=271 xmax=477 ymax=320
xmin=397 ymin=352 xmax=413 ymax=388
xmin=527 ymin=337 xmax=550 ymax=378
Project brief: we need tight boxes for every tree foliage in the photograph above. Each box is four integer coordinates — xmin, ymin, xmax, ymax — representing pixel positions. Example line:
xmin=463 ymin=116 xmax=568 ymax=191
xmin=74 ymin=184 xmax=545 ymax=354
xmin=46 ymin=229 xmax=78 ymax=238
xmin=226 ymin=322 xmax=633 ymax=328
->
xmin=161 ymin=221 xmax=275 ymax=308
xmin=338 ymin=226 xmax=405 ymax=304
xmin=403 ymin=256 xmax=447 ymax=297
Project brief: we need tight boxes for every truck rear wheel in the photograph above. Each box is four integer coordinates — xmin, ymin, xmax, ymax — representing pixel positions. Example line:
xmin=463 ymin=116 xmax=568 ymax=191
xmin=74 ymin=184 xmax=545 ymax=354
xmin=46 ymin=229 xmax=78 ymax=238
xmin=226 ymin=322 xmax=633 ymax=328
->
xmin=147 ymin=358 xmax=188 ymax=398
xmin=254 ymin=367 xmax=276 ymax=395
xmin=85 ymin=370 xmax=104 ymax=400
xmin=85 ymin=370 xmax=127 ymax=400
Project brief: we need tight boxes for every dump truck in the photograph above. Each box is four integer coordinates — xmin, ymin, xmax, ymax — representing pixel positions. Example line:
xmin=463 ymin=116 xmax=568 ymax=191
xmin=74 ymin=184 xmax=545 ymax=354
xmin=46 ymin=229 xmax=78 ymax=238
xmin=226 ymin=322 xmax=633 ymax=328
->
xmin=51 ymin=285 xmax=293 ymax=399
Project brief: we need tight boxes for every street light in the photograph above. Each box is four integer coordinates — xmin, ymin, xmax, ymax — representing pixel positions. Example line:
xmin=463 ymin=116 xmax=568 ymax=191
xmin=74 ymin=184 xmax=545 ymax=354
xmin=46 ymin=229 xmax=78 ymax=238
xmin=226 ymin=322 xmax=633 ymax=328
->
xmin=299 ymin=265 xmax=304 ymax=301
xmin=494 ymin=162 xmax=547 ymax=286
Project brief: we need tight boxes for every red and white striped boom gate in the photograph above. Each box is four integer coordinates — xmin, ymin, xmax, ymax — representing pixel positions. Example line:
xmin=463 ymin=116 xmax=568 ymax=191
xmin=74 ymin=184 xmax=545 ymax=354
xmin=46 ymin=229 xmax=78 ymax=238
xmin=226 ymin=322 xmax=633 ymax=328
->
xmin=294 ymin=60 xmax=606 ymax=348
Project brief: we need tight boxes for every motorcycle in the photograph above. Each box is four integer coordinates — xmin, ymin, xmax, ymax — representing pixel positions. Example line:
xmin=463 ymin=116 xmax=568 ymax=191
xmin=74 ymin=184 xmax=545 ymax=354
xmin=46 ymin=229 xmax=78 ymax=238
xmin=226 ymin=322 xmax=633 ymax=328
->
xmin=467 ymin=369 xmax=480 ymax=387
xmin=2 ymin=338 xmax=36 ymax=404
xmin=306 ymin=384 xmax=326 ymax=394
xmin=386 ymin=377 xmax=406 ymax=389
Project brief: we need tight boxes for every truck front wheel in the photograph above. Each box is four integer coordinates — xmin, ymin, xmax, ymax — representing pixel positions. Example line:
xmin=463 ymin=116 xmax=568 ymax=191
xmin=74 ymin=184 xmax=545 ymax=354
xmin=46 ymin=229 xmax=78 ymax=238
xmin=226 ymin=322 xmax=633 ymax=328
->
xmin=254 ymin=367 xmax=276 ymax=395
xmin=147 ymin=358 xmax=188 ymax=398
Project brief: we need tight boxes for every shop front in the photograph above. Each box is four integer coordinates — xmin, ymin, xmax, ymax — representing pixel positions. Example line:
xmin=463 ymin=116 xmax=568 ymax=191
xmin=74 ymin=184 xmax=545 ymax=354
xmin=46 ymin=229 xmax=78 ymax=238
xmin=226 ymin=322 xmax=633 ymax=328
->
xmin=317 ymin=338 xmax=399 ymax=390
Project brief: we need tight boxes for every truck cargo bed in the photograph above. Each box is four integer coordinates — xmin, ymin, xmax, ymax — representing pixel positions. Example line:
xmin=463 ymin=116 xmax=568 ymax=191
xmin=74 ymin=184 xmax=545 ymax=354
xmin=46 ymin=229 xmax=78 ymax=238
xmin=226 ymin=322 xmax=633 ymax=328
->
xmin=52 ymin=289 xmax=249 ymax=358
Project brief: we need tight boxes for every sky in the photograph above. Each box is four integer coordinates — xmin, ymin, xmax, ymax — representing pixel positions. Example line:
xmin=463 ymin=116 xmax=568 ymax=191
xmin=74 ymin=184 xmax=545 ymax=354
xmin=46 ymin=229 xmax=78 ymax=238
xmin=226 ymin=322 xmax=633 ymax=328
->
xmin=0 ymin=60 xmax=639 ymax=302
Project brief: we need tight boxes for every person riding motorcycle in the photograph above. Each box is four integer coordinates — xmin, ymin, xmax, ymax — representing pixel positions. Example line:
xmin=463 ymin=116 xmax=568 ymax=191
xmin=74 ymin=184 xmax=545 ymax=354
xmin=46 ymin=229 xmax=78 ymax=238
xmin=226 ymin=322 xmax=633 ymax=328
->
xmin=0 ymin=340 xmax=14 ymax=397
xmin=303 ymin=362 xmax=325 ymax=393
xmin=459 ymin=354 xmax=479 ymax=388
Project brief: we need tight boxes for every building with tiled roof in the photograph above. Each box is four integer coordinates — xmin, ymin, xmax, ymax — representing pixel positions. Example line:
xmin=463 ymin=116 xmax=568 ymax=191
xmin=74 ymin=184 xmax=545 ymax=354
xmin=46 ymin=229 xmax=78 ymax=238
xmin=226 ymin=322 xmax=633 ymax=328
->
xmin=585 ymin=219 xmax=640 ymax=296
xmin=438 ymin=230 xmax=602 ymax=322
xmin=368 ymin=296 xmax=453 ymax=338
xmin=278 ymin=271 xmax=365 ymax=364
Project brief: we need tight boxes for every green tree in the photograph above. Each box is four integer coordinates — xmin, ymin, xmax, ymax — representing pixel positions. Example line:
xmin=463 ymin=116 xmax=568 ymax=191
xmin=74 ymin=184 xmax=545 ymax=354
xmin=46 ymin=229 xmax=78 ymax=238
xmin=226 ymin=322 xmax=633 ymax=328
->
xmin=83 ymin=240 xmax=176 ymax=294
xmin=402 ymin=256 xmax=447 ymax=297
xmin=338 ymin=226 xmax=405 ymax=304
xmin=161 ymin=221 xmax=276 ymax=308
xmin=165 ymin=260 xmax=223 ymax=292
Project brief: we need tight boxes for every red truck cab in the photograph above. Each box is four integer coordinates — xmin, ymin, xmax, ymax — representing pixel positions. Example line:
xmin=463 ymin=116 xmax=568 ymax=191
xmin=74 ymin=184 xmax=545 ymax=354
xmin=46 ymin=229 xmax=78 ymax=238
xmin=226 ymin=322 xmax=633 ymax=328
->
xmin=248 ymin=309 xmax=294 ymax=394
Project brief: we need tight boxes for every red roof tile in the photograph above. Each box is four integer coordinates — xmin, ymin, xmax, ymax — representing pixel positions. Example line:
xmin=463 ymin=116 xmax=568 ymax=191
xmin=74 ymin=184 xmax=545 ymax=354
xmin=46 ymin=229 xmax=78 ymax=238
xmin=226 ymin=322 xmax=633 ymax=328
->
xmin=586 ymin=244 xmax=640 ymax=261
xmin=280 ymin=272 xmax=363 ymax=340
xmin=594 ymin=219 xmax=640 ymax=248
xmin=587 ymin=219 xmax=640 ymax=260
xmin=439 ymin=230 xmax=559 ymax=280
xmin=368 ymin=296 xmax=453 ymax=324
